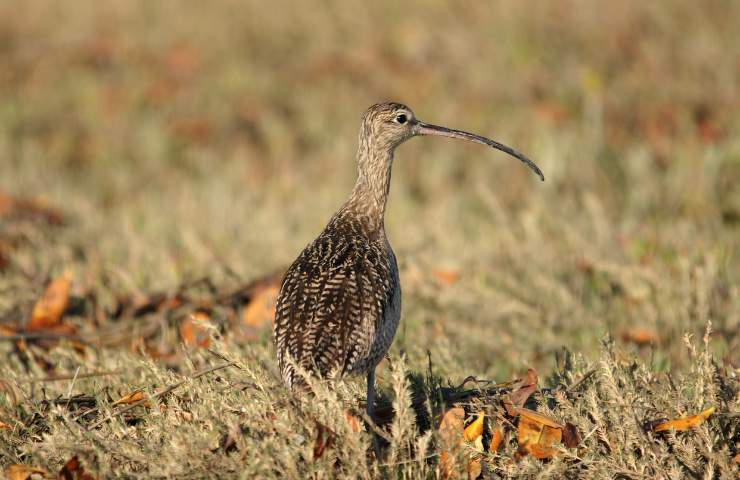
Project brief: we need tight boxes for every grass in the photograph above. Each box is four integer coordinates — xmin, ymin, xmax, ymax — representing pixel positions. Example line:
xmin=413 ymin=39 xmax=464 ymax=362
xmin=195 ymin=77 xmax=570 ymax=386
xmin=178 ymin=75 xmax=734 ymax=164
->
xmin=1 ymin=0 xmax=738 ymax=477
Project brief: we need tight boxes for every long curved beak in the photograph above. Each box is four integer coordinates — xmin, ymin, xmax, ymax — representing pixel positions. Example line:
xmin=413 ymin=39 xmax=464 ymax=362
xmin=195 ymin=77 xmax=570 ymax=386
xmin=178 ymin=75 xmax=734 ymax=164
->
xmin=413 ymin=121 xmax=545 ymax=181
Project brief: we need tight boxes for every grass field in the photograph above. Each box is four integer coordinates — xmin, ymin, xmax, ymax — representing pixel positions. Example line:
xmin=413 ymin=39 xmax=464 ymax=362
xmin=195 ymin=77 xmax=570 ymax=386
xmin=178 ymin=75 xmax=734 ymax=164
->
xmin=1 ymin=1 xmax=738 ymax=477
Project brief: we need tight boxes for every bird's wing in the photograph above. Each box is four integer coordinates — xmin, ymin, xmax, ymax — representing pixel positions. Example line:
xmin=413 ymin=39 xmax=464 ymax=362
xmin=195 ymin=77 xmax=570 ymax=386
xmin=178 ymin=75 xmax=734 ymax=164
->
xmin=274 ymin=233 xmax=394 ymax=385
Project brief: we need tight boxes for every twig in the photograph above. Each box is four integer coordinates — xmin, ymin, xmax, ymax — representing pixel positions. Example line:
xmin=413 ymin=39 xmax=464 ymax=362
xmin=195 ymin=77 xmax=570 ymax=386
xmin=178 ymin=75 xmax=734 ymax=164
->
xmin=85 ymin=361 xmax=237 ymax=430
xmin=23 ymin=370 xmax=125 ymax=383
xmin=565 ymin=369 xmax=597 ymax=395
xmin=0 ymin=332 xmax=91 ymax=343
xmin=358 ymin=410 xmax=394 ymax=444
xmin=64 ymin=367 xmax=81 ymax=410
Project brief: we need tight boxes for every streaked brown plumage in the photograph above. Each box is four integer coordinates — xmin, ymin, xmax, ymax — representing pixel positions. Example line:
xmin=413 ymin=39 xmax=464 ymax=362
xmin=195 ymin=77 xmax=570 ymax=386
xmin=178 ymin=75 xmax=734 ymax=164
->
xmin=274 ymin=102 xmax=543 ymax=422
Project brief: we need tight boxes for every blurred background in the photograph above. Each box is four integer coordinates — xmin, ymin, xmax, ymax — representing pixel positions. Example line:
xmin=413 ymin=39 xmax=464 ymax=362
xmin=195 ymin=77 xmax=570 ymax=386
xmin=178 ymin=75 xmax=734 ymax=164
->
xmin=1 ymin=0 xmax=738 ymax=378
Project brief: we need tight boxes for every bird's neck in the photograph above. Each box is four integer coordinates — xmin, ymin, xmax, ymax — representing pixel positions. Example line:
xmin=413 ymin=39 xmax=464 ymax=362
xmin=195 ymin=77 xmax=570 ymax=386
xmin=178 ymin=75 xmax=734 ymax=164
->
xmin=341 ymin=146 xmax=394 ymax=232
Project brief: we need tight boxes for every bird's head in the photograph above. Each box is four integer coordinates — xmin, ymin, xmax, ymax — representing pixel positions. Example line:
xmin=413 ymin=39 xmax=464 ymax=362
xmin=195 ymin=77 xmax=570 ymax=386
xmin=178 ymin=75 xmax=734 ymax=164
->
xmin=359 ymin=102 xmax=544 ymax=181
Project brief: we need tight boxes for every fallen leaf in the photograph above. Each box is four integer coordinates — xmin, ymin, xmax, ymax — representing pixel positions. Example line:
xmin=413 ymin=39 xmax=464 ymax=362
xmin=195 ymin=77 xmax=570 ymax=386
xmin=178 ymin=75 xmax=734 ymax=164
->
xmin=0 ymin=192 xmax=11 ymax=215
xmin=344 ymin=409 xmax=361 ymax=433
xmin=562 ymin=422 xmax=582 ymax=448
xmin=517 ymin=408 xmax=563 ymax=460
xmin=432 ymin=269 xmax=460 ymax=286
xmin=535 ymin=100 xmax=570 ymax=124
xmin=313 ymin=422 xmax=335 ymax=460
xmin=462 ymin=412 xmax=486 ymax=479
xmin=439 ymin=407 xmax=465 ymax=447
xmin=242 ymin=284 xmax=279 ymax=329
xmin=6 ymin=465 xmax=48 ymax=480
xmin=439 ymin=409 xmax=490 ymax=479
xmin=179 ymin=311 xmax=212 ymax=348
xmin=652 ymin=406 xmax=715 ymax=432
xmin=0 ymin=192 xmax=64 ymax=225
xmin=169 ymin=117 xmax=214 ymax=145
xmin=164 ymin=43 xmax=201 ymax=80
xmin=28 ymin=271 xmax=71 ymax=330
xmin=621 ymin=327 xmax=658 ymax=346
xmin=503 ymin=369 xmax=538 ymax=416
xmin=112 ymin=390 xmax=151 ymax=408
xmin=58 ymin=455 xmax=98 ymax=480
xmin=489 ymin=426 xmax=504 ymax=452
xmin=523 ymin=443 xmax=560 ymax=460
xmin=0 ymin=243 xmax=9 ymax=271
xmin=463 ymin=412 xmax=485 ymax=442
xmin=0 ymin=419 xmax=11 ymax=429
xmin=438 ymin=407 xmax=465 ymax=479
xmin=466 ymin=456 xmax=481 ymax=480
xmin=732 ymin=453 xmax=740 ymax=465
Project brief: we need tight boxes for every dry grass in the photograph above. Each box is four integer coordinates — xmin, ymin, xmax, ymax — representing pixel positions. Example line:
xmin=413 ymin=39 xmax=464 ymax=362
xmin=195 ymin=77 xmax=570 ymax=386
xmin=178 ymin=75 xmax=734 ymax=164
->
xmin=1 ymin=0 xmax=738 ymax=477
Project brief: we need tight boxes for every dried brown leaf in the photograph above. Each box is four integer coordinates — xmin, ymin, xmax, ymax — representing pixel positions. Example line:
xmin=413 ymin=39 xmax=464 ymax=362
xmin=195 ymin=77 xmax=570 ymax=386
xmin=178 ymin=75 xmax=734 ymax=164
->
xmin=503 ymin=369 xmax=538 ymax=416
xmin=562 ymin=422 xmax=582 ymax=448
xmin=313 ymin=422 xmax=335 ymax=460
xmin=112 ymin=390 xmax=151 ymax=408
xmin=58 ymin=455 xmax=98 ymax=480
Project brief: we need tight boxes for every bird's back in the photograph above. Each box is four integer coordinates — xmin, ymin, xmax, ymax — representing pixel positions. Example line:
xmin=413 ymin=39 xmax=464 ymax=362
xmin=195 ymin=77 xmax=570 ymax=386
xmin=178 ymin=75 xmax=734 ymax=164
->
xmin=274 ymin=213 xmax=400 ymax=388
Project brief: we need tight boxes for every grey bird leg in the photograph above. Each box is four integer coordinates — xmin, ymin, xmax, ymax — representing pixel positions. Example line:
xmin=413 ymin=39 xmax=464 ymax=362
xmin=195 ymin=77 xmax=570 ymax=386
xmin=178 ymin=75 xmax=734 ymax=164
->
xmin=367 ymin=368 xmax=381 ymax=458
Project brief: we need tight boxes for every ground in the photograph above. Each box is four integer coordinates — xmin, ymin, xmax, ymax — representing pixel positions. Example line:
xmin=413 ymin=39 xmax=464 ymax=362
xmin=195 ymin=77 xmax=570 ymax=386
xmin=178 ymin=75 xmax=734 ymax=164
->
xmin=0 ymin=1 xmax=738 ymax=478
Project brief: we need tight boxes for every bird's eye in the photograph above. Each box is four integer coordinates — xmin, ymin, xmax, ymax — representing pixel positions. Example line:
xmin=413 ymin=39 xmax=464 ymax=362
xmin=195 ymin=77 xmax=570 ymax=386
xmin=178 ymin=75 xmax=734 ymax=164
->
xmin=395 ymin=113 xmax=408 ymax=124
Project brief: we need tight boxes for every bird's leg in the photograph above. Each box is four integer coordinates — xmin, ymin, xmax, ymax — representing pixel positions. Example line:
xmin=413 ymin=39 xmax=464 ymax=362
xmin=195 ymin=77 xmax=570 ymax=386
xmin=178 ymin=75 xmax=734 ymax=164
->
xmin=366 ymin=368 xmax=375 ymax=419
xmin=367 ymin=368 xmax=381 ymax=459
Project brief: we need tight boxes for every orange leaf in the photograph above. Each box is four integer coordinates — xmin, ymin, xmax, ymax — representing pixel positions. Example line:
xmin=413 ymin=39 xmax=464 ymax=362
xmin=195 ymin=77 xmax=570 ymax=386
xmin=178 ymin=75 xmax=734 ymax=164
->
xmin=179 ymin=311 xmax=212 ymax=348
xmin=432 ymin=269 xmax=460 ymax=286
xmin=439 ymin=409 xmax=488 ymax=479
xmin=466 ymin=457 xmax=481 ymax=480
xmin=344 ymin=409 xmax=361 ymax=433
xmin=621 ymin=327 xmax=658 ymax=346
xmin=0 ymin=419 xmax=11 ymax=429
xmin=489 ymin=426 xmax=504 ymax=452
xmin=517 ymin=408 xmax=563 ymax=460
xmin=524 ymin=443 xmax=560 ymax=460
xmin=112 ymin=390 xmax=151 ymax=408
xmin=242 ymin=284 xmax=280 ymax=328
xmin=503 ymin=369 xmax=538 ymax=416
xmin=652 ymin=406 xmax=715 ymax=432
xmin=439 ymin=407 xmax=465 ymax=447
xmin=6 ymin=465 xmax=48 ymax=480
xmin=28 ymin=271 xmax=71 ymax=330
xmin=463 ymin=412 xmax=485 ymax=442
xmin=518 ymin=408 xmax=563 ymax=430
xmin=438 ymin=407 xmax=465 ymax=479
xmin=58 ymin=455 xmax=98 ymax=480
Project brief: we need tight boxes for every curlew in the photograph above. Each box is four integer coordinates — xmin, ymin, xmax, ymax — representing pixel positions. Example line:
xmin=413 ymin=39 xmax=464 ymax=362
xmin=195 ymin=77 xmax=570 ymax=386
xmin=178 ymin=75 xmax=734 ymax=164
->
xmin=274 ymin=102 xmax=543 ymax=425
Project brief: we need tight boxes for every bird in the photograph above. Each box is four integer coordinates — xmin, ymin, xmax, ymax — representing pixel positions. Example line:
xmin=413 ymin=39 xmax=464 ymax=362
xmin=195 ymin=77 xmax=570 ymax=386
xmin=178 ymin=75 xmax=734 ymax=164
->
xmin=273 ymin=102 xmax=544 ymax=424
